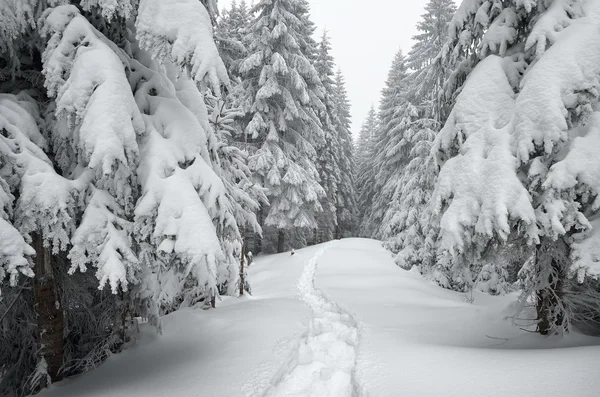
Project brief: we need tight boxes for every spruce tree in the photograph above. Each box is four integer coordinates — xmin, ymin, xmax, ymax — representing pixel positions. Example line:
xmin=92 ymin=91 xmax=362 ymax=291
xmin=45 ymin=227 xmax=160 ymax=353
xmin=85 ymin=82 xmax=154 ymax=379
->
xmin=313 ymin=30 xmax=341 ymax=243
xmin=332 ymin=68 xmax=357 ymax=238
xmin=356 ymin=106 xmax=379 ymax=237
xmin=240 ymin=0 xmax=326 ymax=253
xmin=362 ymin=50 xmax=412 ymax=239
xmin=0 ymin=0 xmax=248 ymax=392
xmin=434 ymin=0 xmax=600 ymax=334
xmin=216 ymin=0 xmax=251 ymax=77
xmin=383 ymin=0 xmax=455 ymax=273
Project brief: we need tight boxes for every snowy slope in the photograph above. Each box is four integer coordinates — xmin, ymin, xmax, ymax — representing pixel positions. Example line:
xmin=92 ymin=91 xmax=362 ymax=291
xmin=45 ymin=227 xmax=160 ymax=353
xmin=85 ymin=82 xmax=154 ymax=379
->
xmin=39 ymin=239 xmax=600 ymax=397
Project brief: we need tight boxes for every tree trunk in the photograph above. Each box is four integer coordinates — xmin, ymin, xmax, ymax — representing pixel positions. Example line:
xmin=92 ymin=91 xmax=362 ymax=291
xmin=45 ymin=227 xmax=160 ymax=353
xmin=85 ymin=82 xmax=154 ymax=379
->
xmin=255 ymin=207 xmax=263 ymax=255
xmin=239 ymin=245 xmax=245 ymax=296
xmin=32 ymin=232 xmax=64 ymax=386
xmin=112 ymin=289 xmax=130 ymax=352
xmin=536 ymin=237 xmax=568 ymax=335
xmin=277 ymin=229 xmax=285 ymax=253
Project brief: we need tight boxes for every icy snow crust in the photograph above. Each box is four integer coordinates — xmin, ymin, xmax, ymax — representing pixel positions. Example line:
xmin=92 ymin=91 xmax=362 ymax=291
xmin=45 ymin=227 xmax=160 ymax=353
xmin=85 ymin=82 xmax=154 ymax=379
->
xmin=38 ymin=239 xmax=600 ymax=397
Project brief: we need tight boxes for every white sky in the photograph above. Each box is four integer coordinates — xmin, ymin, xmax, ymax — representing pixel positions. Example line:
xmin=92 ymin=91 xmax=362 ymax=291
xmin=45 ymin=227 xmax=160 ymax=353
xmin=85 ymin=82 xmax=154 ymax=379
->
xmin=218 ymin=0 xmax=433 ymax=138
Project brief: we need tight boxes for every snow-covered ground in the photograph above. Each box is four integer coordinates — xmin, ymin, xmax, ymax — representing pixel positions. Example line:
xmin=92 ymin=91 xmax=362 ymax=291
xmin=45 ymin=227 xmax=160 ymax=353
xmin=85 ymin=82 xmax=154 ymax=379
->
xmin=40 ymin=239 xmax=600 ymax=397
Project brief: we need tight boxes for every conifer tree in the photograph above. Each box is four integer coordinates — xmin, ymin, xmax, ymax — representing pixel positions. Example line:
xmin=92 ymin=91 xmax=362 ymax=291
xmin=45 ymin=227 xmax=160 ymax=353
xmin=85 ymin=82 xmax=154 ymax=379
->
xmin=362 ymin=50 xmax=412 ymax=239
xmin=383 ymin=0 xmax=455 ymax=273
xmin=216 ymin=0 xmax=251 ymax=77
xmin=356 ymin=106 xmax=379 ymax=237
xmin=332 ymin=68 xmax=357 ymax=238
xmin=0 ymin=0 xmax=249 ymax=392
xmin=313 ymin=30 xmax=341 ymax=243
xmin=434 ymin=0 xmax=600 ymax=334
xmin=240 ymin=0 xmax=326 ymax=253
xmin=407 ymin=0 xmax=456 ymax=122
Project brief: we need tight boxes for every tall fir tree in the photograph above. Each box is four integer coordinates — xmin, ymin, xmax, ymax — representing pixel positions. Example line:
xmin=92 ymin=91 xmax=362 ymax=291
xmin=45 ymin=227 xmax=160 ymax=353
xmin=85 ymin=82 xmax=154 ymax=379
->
xmin=239 ymin=0 xmax=326 ymax=253
xmin=361 ymin=50 xmax=412 ymax=239
xmin=356 ymin=106 xmax=379 ymax=237
xmin=332 ymin=68 xmax=357 ymax=238
xmin=313 ymin=30 xmax=341 ymax=243
xmin=434 ymin=0 xmax=600 ymax=334
xmin=0 ymin=0 xmax=256 ymax=393
xmin=382 ymin=0 xmax=455 ymax=272
xmin=215 ymin=0 xmax=251 ymax=77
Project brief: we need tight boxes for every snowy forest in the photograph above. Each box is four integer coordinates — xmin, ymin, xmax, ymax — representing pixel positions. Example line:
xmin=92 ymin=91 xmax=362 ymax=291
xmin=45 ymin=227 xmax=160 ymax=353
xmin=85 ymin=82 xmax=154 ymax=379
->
xmin=1 ymin=0 xmax=600 ymax=396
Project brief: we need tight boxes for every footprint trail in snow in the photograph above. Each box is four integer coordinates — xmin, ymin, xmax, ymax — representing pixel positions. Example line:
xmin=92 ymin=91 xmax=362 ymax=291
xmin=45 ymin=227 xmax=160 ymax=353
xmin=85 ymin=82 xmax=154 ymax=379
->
xmin=262 ymin=244 xmax=367 ymax=397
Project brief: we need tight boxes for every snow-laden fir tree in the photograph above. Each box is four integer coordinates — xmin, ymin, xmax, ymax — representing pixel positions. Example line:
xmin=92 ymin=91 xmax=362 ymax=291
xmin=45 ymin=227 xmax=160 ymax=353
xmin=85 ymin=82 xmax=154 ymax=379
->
xmin=215 ymin=0 xmax=251 ymax=77
xmin=382 ymin=0 xmax=455 ymax=273
xmin=313 ymin=30 xmax=342 ymax=244
xmin=205 ymin=93 xmax=267 ymax=294
xmin=435 ymin=0 xmax=600 ymax=334
xmin=407 ymin=0 xmax=456 ymax=121
xmin=383 ymin=115 xmax=440 ymax=271
xmin=0 ymin=0 xmax=256 ymax=392
xmin=356 ymin=106 xmax=380 ymax=237
xmin=361 ymin=50 xmax=412 ymax=239
xmin=332 ymin=68 xmax=357 ymax=238
xmin=239 ymin=0 xmax=326 ymax=253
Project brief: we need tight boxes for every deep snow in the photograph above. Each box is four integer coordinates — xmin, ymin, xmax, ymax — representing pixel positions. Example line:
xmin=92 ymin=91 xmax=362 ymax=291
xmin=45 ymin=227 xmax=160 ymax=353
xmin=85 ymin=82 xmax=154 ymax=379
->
xmin=40 ymin=239 xmax=600 ymax=397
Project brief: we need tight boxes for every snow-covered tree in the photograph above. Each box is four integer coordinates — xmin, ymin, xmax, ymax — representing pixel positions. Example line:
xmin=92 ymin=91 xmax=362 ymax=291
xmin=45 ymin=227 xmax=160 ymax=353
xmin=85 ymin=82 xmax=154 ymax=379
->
xmin=383 ymin=115 xmax=440 ymax=271
xmin=361 ymin=50 xmax=412 ymax=239
xmin=356 ymin=106 xmax=379 ymax=237
xmin=239 ymin=0 xmax=326 ymax=253
xmin=205 ymin=94 xmax=267 ymax=293
xmin=332 ymin=68 xmax=357 ymax=238
xmin=433 ymin=55 xmax=538 ymax=293
xmin=408 ymin=0 xmax=456 ymax=122
xmin=313 ymin=30 xmax=341 ymax=243
xmin=216 ymin=0 xmax=251 ymax=77
xmin=435 ymin=0 xmax=600 ymax=334
xmin=0 ymin=0 xmax=248 ymax=392
xmin=382 ymin=0 xmax=455 ymax=274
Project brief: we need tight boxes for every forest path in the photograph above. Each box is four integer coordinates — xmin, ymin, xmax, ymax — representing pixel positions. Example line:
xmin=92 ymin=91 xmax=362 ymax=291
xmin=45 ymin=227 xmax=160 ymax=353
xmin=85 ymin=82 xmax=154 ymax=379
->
xmin=260 ymin=243 xmax=367 ymax=397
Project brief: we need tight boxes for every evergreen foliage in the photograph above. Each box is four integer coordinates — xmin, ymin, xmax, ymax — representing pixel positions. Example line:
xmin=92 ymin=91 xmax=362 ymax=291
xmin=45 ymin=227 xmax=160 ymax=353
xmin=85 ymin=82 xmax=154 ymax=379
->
xmin=0 ymin=0 xmax=259 ymax=393
xmin=239 ymin=0 xmax=326 ymax=252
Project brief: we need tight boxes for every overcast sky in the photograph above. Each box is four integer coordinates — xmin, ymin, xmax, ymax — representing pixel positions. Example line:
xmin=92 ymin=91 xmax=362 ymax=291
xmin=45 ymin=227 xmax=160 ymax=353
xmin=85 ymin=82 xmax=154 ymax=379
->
xmin=218 ymin=0 xmax=434 ymax=138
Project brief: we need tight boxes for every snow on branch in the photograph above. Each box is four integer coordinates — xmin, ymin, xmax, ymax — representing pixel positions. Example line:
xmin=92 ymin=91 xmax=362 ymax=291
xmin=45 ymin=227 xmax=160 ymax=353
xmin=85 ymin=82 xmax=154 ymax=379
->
xmin=42 ymin=6 xmax=144 ymax=183
xmin=0 ymin=94 xmax=78 ymax=295
xmin=41 ymin=5 xmax=145 ymax=293
xmin=136 ymin=0 xmax=229 ymax=95
xmin=514 ymin=6 xmax=600 ymax=164
xmin=524 ymin=0 xmax=584 ymax=59
xmin=130 ymin=57 xmax=228 ymax=305
xmin=433 ymin=55 xmax=538 ymax=255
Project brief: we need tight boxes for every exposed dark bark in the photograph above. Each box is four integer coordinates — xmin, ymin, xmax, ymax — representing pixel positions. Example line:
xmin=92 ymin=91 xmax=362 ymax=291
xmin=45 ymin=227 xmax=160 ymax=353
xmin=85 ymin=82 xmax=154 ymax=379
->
xmin=255 ymin=207 xmax=263 ymax=254
xmin=239 ymin=245 xmax=245 ymax=296
xmin=277 ymin=229 xmax=285 ymax=253
xmin=535 ymin=237 xmax=569 ymax=335
xmin=112 ymin=289 xmax=130 ymax=352
xmin=32 ymin=232 xmax=64 ymax=386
